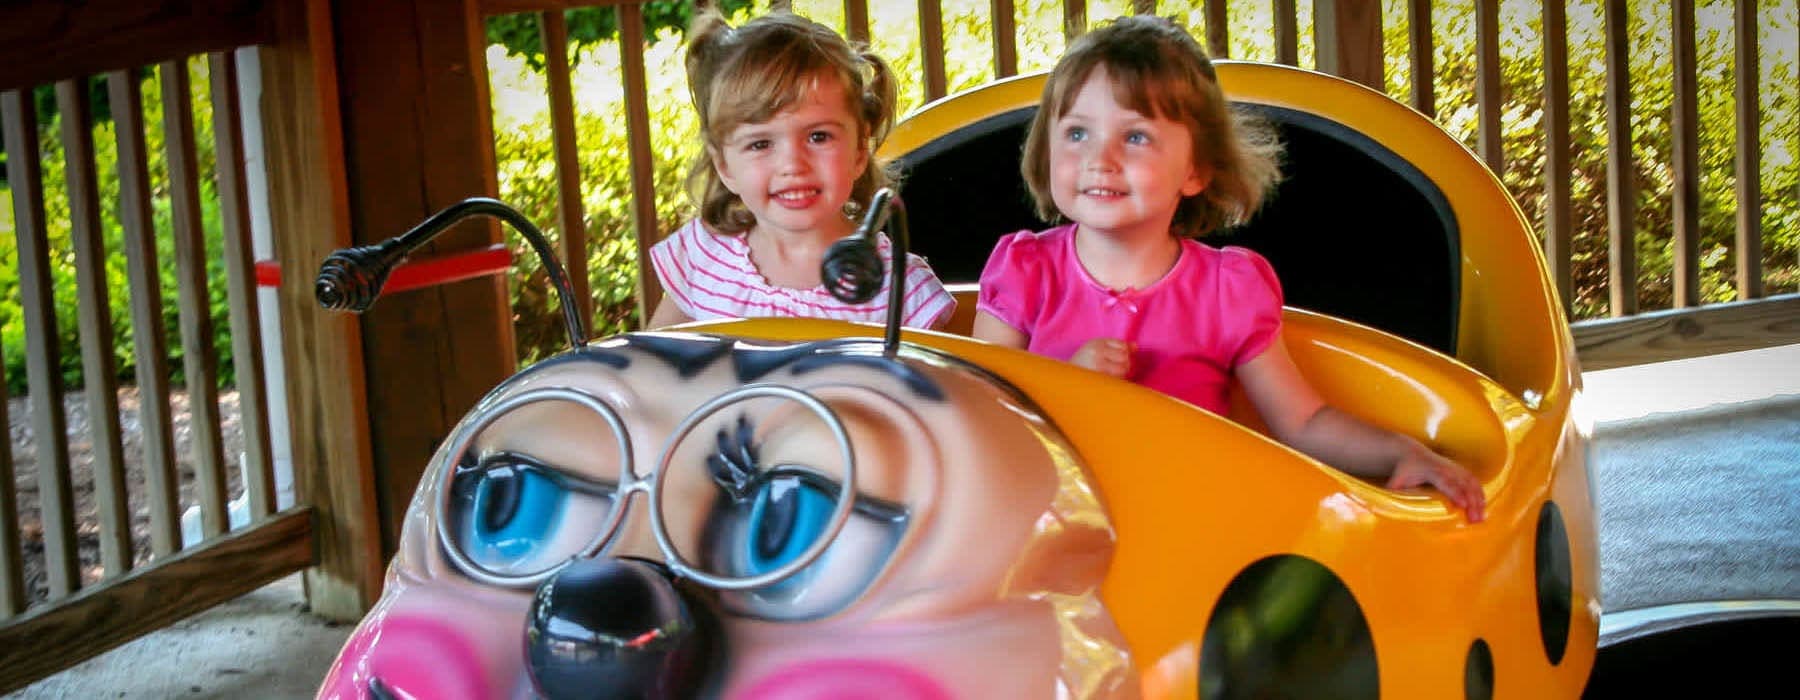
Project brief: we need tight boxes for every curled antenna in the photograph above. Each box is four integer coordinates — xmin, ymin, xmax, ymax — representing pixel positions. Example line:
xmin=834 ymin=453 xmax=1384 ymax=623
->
xmin=821 ymin=188 xmax=907 ymax=357
xmin=314 ymin=197 xmax=589 ymax=349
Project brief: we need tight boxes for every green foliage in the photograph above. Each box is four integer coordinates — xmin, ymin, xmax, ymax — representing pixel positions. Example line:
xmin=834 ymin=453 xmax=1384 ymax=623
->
xmin=485 ymin=1 xmax=755 ymax=71
xmin=0 ymin=58 xmax=237 ymax=396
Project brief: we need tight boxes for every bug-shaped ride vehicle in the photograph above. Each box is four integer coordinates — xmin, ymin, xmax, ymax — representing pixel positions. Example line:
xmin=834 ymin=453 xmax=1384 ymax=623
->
xmin=315 ymin=63 xmax=1598 ymax=699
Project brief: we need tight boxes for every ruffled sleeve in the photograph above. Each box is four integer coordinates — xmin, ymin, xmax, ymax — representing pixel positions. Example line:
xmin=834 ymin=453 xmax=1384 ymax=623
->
xmin=900 ymin=253 xmax=957 ymax=329
xmin=647 ymin=220 xmax=701 ymax=319
xmin=1218 ymin=246 xmax=1286 ymax=367
xmin=975 ymin=231 xmax=1047 ymax=334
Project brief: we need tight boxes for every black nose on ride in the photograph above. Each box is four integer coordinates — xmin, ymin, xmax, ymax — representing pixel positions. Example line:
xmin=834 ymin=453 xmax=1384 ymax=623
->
xmin=525 ymin=558 xmax=723 ymax=699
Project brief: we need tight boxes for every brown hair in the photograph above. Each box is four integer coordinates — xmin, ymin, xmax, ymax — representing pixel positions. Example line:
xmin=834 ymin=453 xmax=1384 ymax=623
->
xmin=683 ymin=10 xmax=899 ymax=234
xmin=1021 ymin=15 xmax=1282 ymax=238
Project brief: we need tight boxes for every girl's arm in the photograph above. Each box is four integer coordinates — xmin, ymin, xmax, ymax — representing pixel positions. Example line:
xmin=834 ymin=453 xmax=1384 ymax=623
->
xmin=972 ymin=311 xmax=1028 ymax=348
xmin=646 ymin=295 xmax=694 ymax=329
xmin=1235 ymin=334 xmax=1487 ymax=523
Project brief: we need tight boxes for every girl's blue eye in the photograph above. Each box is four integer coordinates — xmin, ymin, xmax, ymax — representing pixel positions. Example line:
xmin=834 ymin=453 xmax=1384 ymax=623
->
xmin=1065 ymin=126 xmax=1087 ymax=142
xmin=747 ymin=139 xmax=772 ymax=151
xmin=1126 ymin=131 xmax=1150 ymax=145
xmin=744 ymin=475 xmax=834 ymax=574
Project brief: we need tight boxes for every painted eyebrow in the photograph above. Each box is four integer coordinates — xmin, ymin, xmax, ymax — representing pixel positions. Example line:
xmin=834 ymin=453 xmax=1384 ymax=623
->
xmin=618 ymin=333 xmax=734 ymax=377
xmin=733 ymin=340 xmax=944 ymax=401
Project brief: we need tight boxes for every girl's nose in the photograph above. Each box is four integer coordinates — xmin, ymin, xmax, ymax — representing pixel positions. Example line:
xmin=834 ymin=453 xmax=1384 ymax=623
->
xmin=1084 ymin=140 xmax=1121 ymax=172
xmin=776 ymin=144 xmax=811 ymax=176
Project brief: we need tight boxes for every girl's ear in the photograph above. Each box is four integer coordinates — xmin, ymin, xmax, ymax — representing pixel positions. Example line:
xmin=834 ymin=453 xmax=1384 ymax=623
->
xmin=1182 ymin=163 xmax=1214 ymax=197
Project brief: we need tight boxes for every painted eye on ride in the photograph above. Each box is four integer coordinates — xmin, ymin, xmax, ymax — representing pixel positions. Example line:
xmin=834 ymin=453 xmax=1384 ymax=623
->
xmin=703 ymin=467 xmax=908 ymax=621
xmin=446 ymin=453 xmax=617 ymax=578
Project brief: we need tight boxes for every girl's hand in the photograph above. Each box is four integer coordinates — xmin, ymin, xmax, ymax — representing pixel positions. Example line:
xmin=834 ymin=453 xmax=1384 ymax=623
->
xmin=1385 ymin=446 xmax=1487 ymax=523
xmin=1071 ymin=338 xmax=1133 ymax=378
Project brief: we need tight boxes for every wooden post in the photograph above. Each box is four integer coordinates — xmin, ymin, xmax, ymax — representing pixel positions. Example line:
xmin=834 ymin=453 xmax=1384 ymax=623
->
xmin=330 ymin=0 xmax=517 ymax=560
xmin=1313 ymin=0 xmax=1384 ymax=92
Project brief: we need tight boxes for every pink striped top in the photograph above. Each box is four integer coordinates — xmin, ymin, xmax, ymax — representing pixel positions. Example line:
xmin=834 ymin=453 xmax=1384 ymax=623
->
xmin=649 ymin=219 xmax=957 ymax=329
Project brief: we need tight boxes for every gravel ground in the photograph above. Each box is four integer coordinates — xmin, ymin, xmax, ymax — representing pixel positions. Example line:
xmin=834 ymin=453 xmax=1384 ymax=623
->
xmin=7 ymin=387 xmax=247 ymax=605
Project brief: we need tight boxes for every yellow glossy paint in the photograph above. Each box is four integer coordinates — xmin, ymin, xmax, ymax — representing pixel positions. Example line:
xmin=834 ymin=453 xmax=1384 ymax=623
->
xmin=664 ymin=62 xmax=1598 ymax=697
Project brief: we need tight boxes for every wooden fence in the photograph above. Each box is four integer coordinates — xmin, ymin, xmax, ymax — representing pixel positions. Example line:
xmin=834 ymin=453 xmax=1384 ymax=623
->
xmin=0 ymin=1 xmax=315 ymax=692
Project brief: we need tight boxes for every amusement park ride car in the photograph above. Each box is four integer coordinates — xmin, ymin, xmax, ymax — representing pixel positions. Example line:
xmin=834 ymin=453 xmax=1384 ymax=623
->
xmin=311 ymin=63 xmax=1599 ymax=698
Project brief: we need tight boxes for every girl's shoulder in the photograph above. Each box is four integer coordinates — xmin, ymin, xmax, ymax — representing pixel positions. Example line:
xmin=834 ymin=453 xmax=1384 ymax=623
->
xmin=1173 ymin=240 xmax=1283 ymax=300
xmin=987 ymin=223 xmax=1077 ymax=268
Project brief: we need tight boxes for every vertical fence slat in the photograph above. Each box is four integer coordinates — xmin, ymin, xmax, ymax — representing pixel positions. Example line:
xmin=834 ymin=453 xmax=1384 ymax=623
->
xmin=160 ymin=59 xmax=231 ymax=539
xmin=844 ymin=0 xmax=870 ymax=45
xmin=919 ymin=0 xmax=947 ymax=102
xmin=1670 ymin=0 xmax=1701 ymax=308
xmin=1475 ymin=0 xmax=1502 ymax=174
xmin=1 ymin=90 xmax=79 ymax=598
xmin=1733 ymin=0 xmax=1762 ymax=300
xmin=1205 ymin=0 xmax=1229 ymax=59
xmin=1542 ymin=0 xmax=1573 ymax=314
xmin=56 ymin=79 xmax=134 ymax=578
xmin=208 ymin=52 xmax=277 ymax=521
xmin=991 ymin=0 xmax=1018 ymax=79
xmin=1407 ymin=0 xmax=1433 ymax=115
xmin=540 ymin=12 xmax=593 ymax=324
xmin=0 ymin=356 xmax=21 ymax=616
xmin=1313 ymin=0 xmax=1383 ymax=91
xmin=105 ymin=71 xmax=181 ymax=556
xmin=1275 ymin=0 xmax=1298 ymax=67
xmin=1603 ymin=0 xmax=1637 ymax=316
xmin=618 ymin=3 xmax=661 ymax=322
xmin=1065 ymin=0 xmax=1087 ymax=41
xmin=1133 ymin=0 xmax=1156 ymax=14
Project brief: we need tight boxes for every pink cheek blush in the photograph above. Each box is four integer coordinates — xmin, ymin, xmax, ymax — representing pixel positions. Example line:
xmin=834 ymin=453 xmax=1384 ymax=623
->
xmin=317 ymin=615 xmax=491 ymax=700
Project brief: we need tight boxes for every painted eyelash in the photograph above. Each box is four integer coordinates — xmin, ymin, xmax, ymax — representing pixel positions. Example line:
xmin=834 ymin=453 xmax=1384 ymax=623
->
xmin=707 ymin=414 xmax=761 ymax=501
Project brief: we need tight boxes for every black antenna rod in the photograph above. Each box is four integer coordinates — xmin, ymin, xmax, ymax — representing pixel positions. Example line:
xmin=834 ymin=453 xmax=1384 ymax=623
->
xmin=314 ymin=197 xmax=589 ymax=349
xmin=821 ymin=187 xmax=907 ymax=357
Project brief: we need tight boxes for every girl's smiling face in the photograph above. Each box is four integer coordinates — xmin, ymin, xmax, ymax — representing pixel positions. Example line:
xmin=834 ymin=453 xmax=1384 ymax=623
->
xmin=1049 ymin=67 xmax=1210 ymax=243
xmin=713 ymin=71 xmax=868 ymax=241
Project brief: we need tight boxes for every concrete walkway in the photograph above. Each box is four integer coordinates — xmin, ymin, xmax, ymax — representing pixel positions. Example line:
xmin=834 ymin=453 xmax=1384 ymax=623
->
xmin=11 ymin=344 xmax=1798 ymax=699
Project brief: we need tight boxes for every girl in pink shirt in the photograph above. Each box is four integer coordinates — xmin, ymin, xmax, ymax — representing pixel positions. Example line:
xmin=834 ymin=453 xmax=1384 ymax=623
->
xmin=647 ymin=10 xmax=955 ymax=330
xmin=974 ymin=16 xmax=1486 ymax=523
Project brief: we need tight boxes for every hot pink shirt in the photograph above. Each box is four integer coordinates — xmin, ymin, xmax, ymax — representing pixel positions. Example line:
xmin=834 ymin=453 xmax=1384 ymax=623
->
xmin=977 ymin=224 xmax=1284 ymax=414
xmin=651 ymin=219 xmax=957 ymax=328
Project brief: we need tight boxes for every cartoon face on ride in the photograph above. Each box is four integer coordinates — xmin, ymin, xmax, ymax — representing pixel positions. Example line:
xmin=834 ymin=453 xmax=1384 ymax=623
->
xmin=317 ymin=333 xmax=1130 ymax=699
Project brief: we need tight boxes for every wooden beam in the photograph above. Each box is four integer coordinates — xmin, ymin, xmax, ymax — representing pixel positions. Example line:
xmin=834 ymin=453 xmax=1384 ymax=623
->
xmin=1573 ymin=294 xmax=1800 ymax=371
xmin=1065 ymin=0 xmax=1087 ymax=41
xmin=1 ymin=90 xmax=79 ymax=599
xmin=1603 ymin=0 xmax=1637 ymax=317
xmin=332 ymin=0 xmax=515 ymax=560
xmin=56 ymin=79 xmax=134 ymax=578
xmin=542 ymin=11 xmax=595 ymax=324
xmin=1733 ymin=0 xmax=1762 ymax=300
xmin=0 ymin=369 xmax=20 ymax=617
xmin=991 ymin=0 xmax=1018 ymax=79
xmin=1542 ymin=0 xmax=1573 ymax=315
xmin=0 ymin=508 xmax=314 ymax=695
xmin=1205 ymin=0 xmax=1229 ymax=59
xmin=0 ymin=0 xmax=273 ymax=91
xmin=258 ymin=0 xmax=383 ymax=620
xmin=106 ymin=70 xmax=183 ymax=559
xmin=479 ymin=0 xmax=638 ymax=14
xmin=162 ymin=59 xmax=233 ymax=541
xmin=209 ymin=51 xmax=279 ymax=521
xmin=920 ymin=0 xmax=948 ymax=102
xmin=619 ymin=3 xmax=663 ymax=325
xmin=1406 ymin=0 xmax=1432 ymax=115
xmin=1670 ymin=0 xmax=1701 ymax=308
xmin=1475 ymin=0 xmax=1502 ymax=174
xmin=1275 ymin=0 xmax=1299 ymax=67
xmin=1313 ymin=0 xmax=1384 ymax=91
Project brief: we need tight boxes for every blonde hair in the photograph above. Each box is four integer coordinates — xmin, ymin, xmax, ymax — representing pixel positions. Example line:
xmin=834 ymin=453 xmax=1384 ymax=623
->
xmin=1021 ymin=15 xmax=1282 ymax=238
xmin=683 ymin=10 xmax=899 ymax=235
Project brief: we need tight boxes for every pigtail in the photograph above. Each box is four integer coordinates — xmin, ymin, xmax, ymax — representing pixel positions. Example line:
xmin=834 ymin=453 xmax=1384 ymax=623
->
xmin=849 ymin=47 xmax=900 ymax=213
xmin=682 ymin=9 xmax=758 ymax=234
